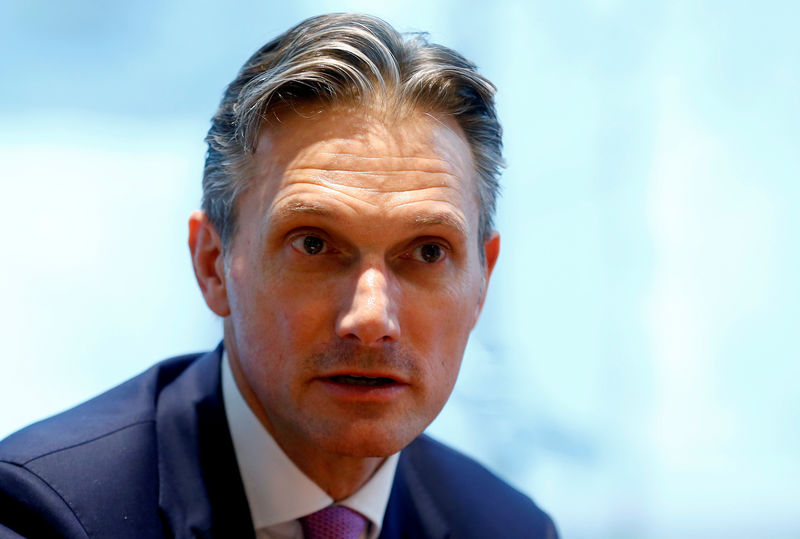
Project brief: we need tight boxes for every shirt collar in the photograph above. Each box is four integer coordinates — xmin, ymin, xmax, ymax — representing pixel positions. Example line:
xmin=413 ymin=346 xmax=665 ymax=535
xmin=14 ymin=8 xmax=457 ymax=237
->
xmin=221 ymin=350 xmax=399 ymax=536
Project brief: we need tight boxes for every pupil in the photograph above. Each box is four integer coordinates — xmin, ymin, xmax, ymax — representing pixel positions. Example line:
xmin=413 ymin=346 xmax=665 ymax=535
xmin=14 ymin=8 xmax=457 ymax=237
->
xmin=304 ymin=236 xmax=324 ymax=254
xmin=421 ymin=244 xmax=441 ymax=262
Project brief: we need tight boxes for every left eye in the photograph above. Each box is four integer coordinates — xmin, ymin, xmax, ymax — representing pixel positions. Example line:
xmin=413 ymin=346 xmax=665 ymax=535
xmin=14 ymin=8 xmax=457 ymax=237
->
xmin=411 ymin=243 xmax=446 ymax=263
xmin=290 ymin=234 xmax=329 ymax=255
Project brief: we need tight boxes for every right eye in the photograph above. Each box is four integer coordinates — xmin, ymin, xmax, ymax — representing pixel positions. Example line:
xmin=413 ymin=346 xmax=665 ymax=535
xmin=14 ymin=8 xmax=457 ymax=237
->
xmin=289 ymin=234 xmax=332 ymax=255
xmin=289 ymin=234 xmax=330 ymax=255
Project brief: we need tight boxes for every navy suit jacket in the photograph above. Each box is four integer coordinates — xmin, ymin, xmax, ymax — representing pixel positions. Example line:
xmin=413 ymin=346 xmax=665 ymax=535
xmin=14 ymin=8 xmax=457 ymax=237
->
xmin=0 ymin=347 xmax=557 ymax=538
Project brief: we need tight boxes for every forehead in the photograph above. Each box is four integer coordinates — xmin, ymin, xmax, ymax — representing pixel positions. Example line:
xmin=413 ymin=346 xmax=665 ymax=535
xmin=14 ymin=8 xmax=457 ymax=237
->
xmin=245 ymin=104 xmax=480 ymax=232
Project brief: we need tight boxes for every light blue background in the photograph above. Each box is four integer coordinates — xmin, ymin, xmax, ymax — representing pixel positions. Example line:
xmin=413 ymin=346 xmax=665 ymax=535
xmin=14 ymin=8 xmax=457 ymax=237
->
xmin=1 ymin=1 xmax=798 ymax=537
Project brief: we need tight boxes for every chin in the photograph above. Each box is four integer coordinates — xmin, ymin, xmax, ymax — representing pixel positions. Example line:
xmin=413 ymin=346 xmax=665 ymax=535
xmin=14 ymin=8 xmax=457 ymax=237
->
xmin=320 ymin=420 xmax=426 ymax=458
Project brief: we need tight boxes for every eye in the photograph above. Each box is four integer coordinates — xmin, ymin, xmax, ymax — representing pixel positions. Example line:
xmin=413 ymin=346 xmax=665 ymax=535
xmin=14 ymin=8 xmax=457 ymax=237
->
xmin=411 ymin=243 xmax=446 ymax=263
xmin=290 ymin=234 xmax=329 ymax=255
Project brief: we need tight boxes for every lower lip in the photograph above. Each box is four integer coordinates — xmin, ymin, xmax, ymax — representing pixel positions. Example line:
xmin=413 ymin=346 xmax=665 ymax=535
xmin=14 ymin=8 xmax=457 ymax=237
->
xmin=314 ymin=378 xmax=409 ymax=403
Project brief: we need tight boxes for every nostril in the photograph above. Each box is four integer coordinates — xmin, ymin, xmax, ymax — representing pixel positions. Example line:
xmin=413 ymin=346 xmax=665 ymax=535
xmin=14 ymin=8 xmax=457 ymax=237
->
xmin=341 ymin=332 xmax=362 ymax=343
xmin=336 ymin=315 xmax=400 ymax=345
xmin=335 ymin=305 xmax=401 ymax=345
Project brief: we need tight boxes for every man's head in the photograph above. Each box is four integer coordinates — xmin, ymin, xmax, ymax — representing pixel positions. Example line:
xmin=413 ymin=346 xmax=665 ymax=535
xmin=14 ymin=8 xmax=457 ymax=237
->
xmin=201 ymin=13 xmax=503 ymax=258
xmin=189 ymin=14 xmax=503 ymax=474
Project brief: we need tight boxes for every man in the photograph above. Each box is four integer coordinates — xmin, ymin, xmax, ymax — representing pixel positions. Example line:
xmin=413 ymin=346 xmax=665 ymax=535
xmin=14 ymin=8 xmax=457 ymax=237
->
xmin=0 ymin=13 xmax=557 ymax=539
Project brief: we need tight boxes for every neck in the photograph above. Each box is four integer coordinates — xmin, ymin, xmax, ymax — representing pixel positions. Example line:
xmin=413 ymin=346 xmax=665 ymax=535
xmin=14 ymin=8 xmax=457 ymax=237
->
xmin=280 ymin=444 xmax=385 ymax=501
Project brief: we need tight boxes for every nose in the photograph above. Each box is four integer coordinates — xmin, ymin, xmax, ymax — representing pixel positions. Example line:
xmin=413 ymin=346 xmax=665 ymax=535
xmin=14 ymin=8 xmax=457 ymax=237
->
xmin=336 ymin=265 xmax=400 ymax=345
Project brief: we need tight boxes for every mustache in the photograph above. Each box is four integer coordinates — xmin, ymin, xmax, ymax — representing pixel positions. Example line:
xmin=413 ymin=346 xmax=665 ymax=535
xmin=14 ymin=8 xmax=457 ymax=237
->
xmin=304 ymin=340 xmax=419 ymax=376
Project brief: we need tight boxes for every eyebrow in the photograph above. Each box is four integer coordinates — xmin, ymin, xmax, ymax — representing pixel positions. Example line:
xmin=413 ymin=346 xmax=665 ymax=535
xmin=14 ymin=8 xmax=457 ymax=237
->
xmin=272 ymin=202 xmax=468 ymax=239
xmin=412 ymin=211 xmax=468 ymax=239
xmin=273 ymin=201 xmax=333 ymax=220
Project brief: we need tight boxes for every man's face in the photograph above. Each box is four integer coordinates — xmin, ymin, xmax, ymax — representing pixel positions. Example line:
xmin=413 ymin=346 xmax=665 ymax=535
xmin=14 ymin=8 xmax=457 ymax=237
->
xmin=217 ymin=105 xmax=499 ymax=460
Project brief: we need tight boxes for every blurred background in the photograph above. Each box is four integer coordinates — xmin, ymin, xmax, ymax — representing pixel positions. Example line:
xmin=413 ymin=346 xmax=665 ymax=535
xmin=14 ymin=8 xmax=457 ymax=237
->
xmin=1 ymin=1 xmax=798 ymax=537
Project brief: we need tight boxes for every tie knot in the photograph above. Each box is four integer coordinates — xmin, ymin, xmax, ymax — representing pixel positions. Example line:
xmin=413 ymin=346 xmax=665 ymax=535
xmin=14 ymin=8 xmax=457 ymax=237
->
xmin=300 ymin=505 xmax=368 ymax=539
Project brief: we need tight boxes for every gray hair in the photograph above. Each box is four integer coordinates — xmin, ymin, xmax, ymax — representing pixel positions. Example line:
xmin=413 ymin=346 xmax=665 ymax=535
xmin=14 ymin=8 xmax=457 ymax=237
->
xmin=202 ymin=13 xmax=503 ymax=258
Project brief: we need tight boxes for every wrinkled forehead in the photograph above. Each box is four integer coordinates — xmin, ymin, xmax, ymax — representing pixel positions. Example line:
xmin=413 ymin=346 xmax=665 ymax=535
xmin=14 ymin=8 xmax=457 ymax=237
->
xmin=251 ymin=103 xmax=480 ymax=201
xmin=261 ymin=101 xmax=465 ymax=146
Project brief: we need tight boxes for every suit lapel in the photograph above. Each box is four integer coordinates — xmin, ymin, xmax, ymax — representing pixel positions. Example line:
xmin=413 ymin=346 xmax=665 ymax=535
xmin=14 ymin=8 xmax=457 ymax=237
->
xmin=156 ymin=345 xmax=255 ymax=539
xmin=380 ymin=442 xmax=450 ymax=539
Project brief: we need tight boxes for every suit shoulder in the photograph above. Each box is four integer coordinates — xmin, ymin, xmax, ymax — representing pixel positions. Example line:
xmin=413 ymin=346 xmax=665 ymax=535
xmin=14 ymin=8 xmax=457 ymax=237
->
xmin=401 ymin=434 xmax=558 ymax=538
xmin=0 ymin=351 xmax=211 ymax=538
xmin=0 ymin=352 xmax=200 ymax=465
xmin=0 ymin=459 xmax=90 ymax=537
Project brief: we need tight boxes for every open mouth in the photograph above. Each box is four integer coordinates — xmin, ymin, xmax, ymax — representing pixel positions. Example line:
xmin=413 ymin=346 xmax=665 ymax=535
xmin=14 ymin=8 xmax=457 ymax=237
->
xmin=328 ymin=375 xmax=397 ymax=386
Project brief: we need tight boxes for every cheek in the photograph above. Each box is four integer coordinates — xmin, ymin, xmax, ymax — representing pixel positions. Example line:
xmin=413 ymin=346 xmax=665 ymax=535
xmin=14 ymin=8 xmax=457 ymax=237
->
xmin=409 ymin=298 xmax=474 ymax=379
xmin=433 ymin=288 xmax=482 ymax=378
xmin=234 ymin=275 xmax=335 ymax=356
xmin=437 ymin=276 xmax=484 ymax=332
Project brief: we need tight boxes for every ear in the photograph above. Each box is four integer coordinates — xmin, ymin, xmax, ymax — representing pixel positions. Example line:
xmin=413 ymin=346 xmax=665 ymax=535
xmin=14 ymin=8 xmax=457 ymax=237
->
xmin=188 ymin=210 xmax=231 ymax=317
xmin=472 ymin=231 xmax=500 ymax=325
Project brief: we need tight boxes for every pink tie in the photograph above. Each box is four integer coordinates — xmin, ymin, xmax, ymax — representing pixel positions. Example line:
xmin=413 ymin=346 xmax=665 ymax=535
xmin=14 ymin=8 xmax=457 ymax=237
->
xmin=300 ymin=505 xmax=368 ymax=539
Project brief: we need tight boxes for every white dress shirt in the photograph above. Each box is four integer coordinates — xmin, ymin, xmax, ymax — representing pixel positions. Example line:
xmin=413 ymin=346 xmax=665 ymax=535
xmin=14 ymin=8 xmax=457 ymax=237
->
xmin=221 ymin=352 xmax=400 ymax=539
